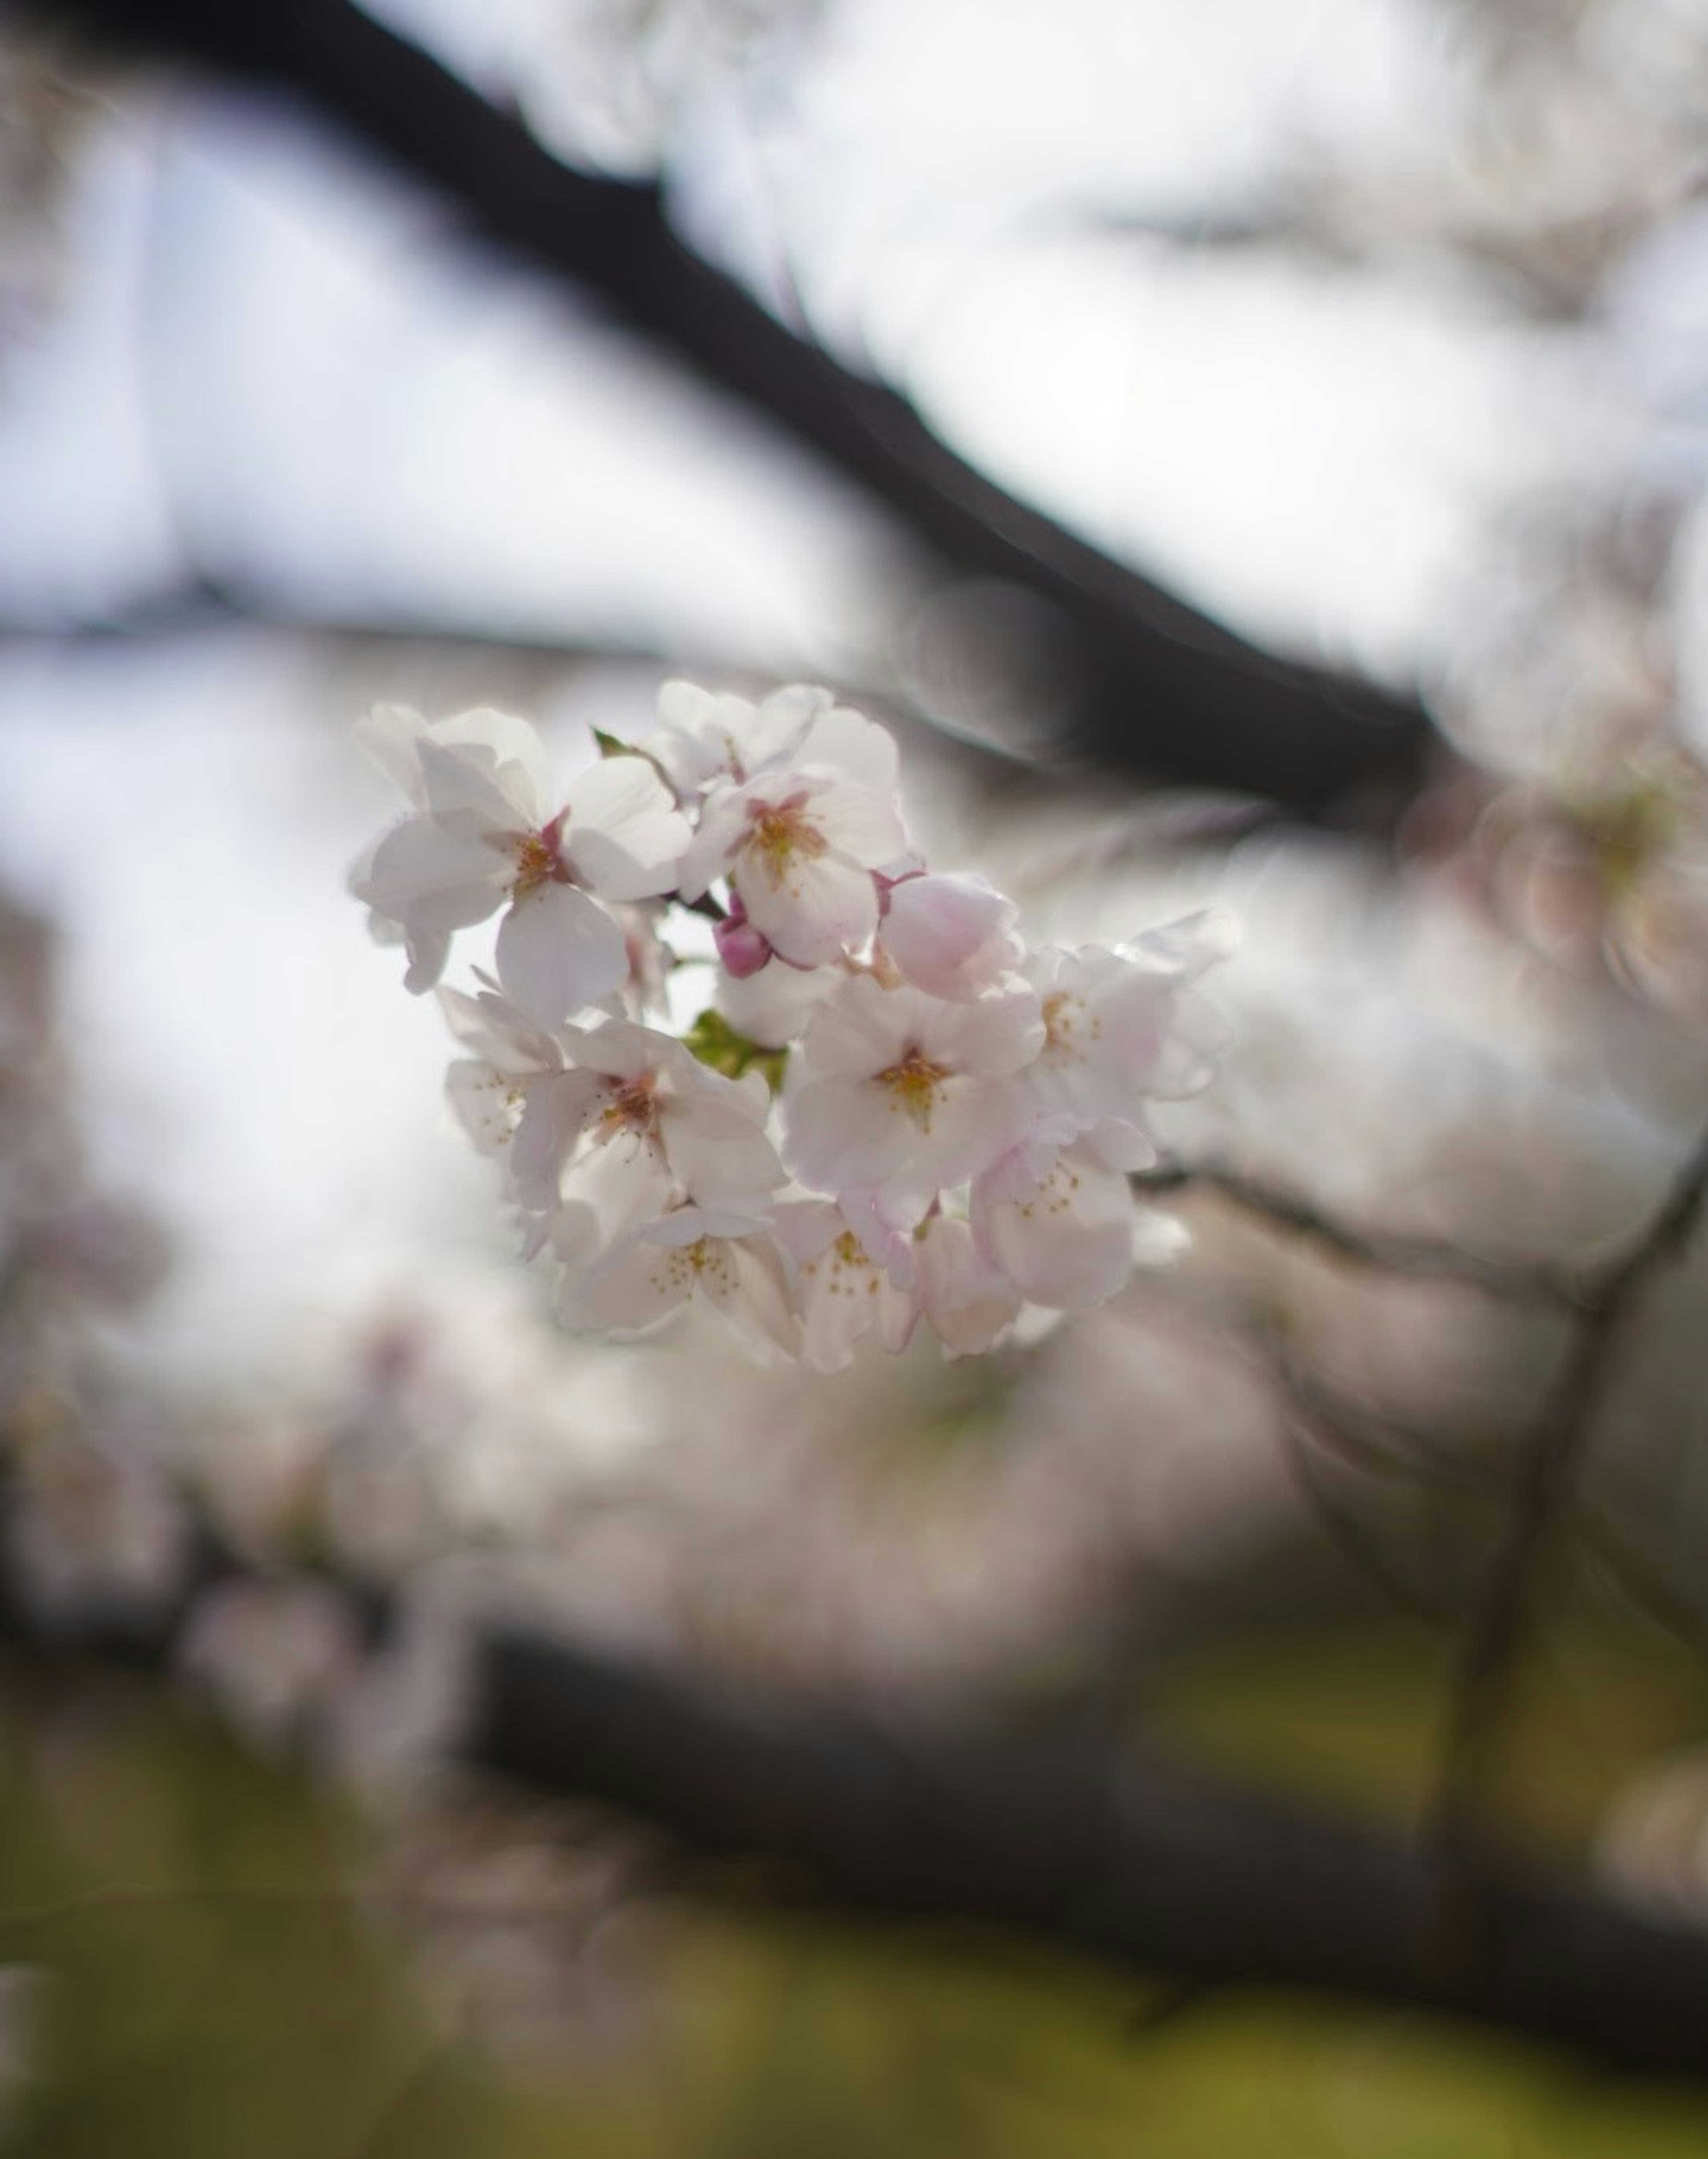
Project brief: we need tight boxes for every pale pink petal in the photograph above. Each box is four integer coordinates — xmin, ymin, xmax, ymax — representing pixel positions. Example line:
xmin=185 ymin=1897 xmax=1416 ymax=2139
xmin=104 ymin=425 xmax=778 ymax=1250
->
xmin=643 ymin=1203 xmax=773 ymax=1247
xmin=560 ymin=1017 xmax=654 ymax=1083
xmin=354 ymin=704 xmax=430 ymax=801
xmin=882 ymin=873 xmax=1022 ymax=1001
xmin=432 ymin=706 xmax=559 ymax=825
xmin=782 ymin=1073 xmax=923 ymax=1195
xmin=512 ymin=1069 xmax=608 ymax=1208
xmin=415 ymin=734 xmax=533 ymax=831
xmin=737 ymin=850 xmax=879 ymax=967
xmin=352 ymin=815 xmax=501 ymax=920
xmin=560 ymin=1126 xmax=674 ymax=1250
xmin=401 ymin=926 xmax=453 ymax=996
xmin=771 ymin=1198 xmax=846 ymax=1266
xmin=899 ymin=1073 xmax=1036 ymax=1190
xmin=437 ymin=986 xmax=559 ymax=1074
xmin=663 ymin=1100 xmax=785 ymax=1206
xmin=925 ymin=987 xmax=1045 ymax=1077
xmin=496 ymin=884 xmax=629 ymax=1029
xmin=794 ymin=707 xmax=899 ymax=791
xmin=560 ymin=757 xmax=691 ymax=900
xmin=444 ymin=1058 xmax=522 ymax=1155
xmin=568 ymin=1235 xmax=693 ymax=1335
xmin=717 ymin=956 xmax=834 ymax=1049
xmin=804 ymin=780 xmax=909 ymax=865
xmin=1076 ymin=1117 xmax=1157 ymax=1173
xmin=971 ymin=1145 xmax=1135 ymax=1310
xmin=916 ymin=1216 xmax=1022 ymax=1356
xmin=674 ymin=787 xmax=750 ymax=898
xmin=798 ymin=974 xmax=910 ymax=1077
xmin=717 ymin=1238 xmax=802 ymax=1360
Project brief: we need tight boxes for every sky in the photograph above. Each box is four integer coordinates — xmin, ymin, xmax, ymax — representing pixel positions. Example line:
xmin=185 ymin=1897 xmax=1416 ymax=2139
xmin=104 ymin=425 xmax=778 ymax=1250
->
xmin=0 ymin=0 xmax=1667 ymax=1376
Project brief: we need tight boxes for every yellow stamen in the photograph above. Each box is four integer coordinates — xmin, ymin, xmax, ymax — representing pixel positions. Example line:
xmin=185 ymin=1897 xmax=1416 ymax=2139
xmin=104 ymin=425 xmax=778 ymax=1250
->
xmin=599 ymin=1077 xmax=659 ymax=1136
xmin=745 ymin=797 xmax=826 ymax=887
xmin=509 ymin=830 xmax=560 ymax=897
xmin=877 ymin=1045 xmax=950 ymax=1130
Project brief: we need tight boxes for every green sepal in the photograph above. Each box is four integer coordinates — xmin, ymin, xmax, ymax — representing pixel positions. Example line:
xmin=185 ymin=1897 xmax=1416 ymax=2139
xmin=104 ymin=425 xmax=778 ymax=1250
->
xmin=682 ymin=1008 xmax=789 ymax=1093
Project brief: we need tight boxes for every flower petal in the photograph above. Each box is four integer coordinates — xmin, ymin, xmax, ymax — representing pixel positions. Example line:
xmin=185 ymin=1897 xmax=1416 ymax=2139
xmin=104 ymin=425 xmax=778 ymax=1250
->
xmin=737 ymin=850 xmax=879 ymax=967
xmin=560 ymin=757 xmax=691 ymax=900
xmin=496 ymin=883 xmax=629 ymax=1029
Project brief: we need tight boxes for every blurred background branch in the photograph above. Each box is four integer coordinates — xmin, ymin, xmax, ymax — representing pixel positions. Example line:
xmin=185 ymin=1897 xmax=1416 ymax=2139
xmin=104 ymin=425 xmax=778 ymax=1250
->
xmin=12 ymin=0 xmax=1428 ymax=820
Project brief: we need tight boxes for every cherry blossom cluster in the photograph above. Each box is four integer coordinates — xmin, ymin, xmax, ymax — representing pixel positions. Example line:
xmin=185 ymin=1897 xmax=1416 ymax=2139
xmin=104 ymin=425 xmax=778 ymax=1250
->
xmin=349 ymin=683 xmax=1231 ymax=1368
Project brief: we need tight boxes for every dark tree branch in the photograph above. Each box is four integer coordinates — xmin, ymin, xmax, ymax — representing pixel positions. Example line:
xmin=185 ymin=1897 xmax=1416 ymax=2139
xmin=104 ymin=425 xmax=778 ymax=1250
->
xmin=8 ymin=1473 xmax=1708 ymax=2082
xmin=1429 ymin=1119 xmax=1708 ymax=1872
xmin=467 ymin=1626 xmax=1708 ymax=2081
xmin=23 ymin=0 xmax=1428 ymax=819
xmin=1133 ymin=1159 xmax=1581 ymax=1304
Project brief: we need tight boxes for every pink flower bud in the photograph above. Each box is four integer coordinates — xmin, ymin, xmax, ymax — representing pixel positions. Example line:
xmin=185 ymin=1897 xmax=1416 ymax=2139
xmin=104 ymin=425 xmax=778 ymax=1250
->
xmin=715 ymin=891 xmax=774 ymax=978
xmin=880 ymin=872 xmax=1023 ymax=1001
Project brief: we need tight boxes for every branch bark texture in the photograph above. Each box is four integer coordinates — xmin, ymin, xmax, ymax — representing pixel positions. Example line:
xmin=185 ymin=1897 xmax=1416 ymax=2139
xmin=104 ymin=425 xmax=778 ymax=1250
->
xmin=467 ymin=1626 xmax=1708 ymax=2080
xmin=28 ymin=0 xmax=1428 ymax=817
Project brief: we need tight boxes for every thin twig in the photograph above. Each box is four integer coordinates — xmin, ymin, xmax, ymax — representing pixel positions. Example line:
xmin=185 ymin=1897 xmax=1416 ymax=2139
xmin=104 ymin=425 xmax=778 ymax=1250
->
xmin=1277 ymin=1404 xmax=1455 ymax=1625
xmin=1136 ymin=1161 xmax=1581 ymax=1305
xmin=1426 ymin=1120 xmax=1708 ymax=1904
xmin=1273 ymin=1359 xmax=1497 ymax=1496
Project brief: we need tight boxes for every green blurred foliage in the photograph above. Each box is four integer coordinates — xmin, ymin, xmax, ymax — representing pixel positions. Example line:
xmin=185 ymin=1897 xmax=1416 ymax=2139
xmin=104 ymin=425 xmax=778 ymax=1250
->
xmin=1 ymin=1620 xmax=1708 ymax=2158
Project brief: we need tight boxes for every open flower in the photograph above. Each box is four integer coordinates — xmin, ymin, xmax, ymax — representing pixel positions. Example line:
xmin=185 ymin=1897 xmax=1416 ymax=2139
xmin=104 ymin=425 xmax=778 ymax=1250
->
xmin=677 ymin=771 xmax=908 ymax=968
xmin=350 ymin=678 xmax=1226 ymax=1368
xmin=773 ymin=1201 xmax=918 ymax=1371
xmin=439 ymin=980 xmax=571 ymax=1228
xmin=516 ymin=1018 xmax=787 ymax=1267
xmin=1019 ymin=915 xmax=1232 ymax=1150
xmin=564 ymin=1204 xmax=797 ymax=1359
xmin=970 ymin=1136 xmax=1149 ymax=1312
xmin=350 ymin=705 xmax=690 ymax=1021
xmin=783 ymin=976 xmax=1043 ymax=1212
xmin=642 ymin=680 xmax=899 ymax=801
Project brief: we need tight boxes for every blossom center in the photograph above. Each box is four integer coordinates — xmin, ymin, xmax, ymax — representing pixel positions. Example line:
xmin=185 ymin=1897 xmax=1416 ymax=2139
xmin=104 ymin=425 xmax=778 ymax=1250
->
xmin=743 ymin=793 xmax=826 ymax=887
xmin=1041 ymin=990 xmax=1096 ymax=1061
xmin=599 ymin=1076 xmax=659 ymax=1137
xmin=646 ymin=1235 xmax=736 ymax=1298
xmin=876 ymin=1045 xmax=951 ymax=1129
xmin=508 ymin=812 xmax=568 ymax=898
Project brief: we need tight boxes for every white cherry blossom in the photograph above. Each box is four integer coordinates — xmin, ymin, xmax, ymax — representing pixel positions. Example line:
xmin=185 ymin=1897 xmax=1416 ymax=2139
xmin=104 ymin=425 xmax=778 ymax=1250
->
xmin=439 ymin=981 xmax=570 ymax=1222
xmin=565 ymin=1204 xmax=797 ymax=1359
xmin=1019 ymin=914 xmax=1232 ymax=1148
xmin=538 ymin=1018 xmax=786 ymax=1265
xmin=970 ymin=1137 xmax=1146 ymax=1312
xmin=677 ymin=771 xmax=908 ymax=968
xmin=774 ymin=1201 xmax=918 ymax=1371
xmin=349 ymin=678 xmax=1227 ymax=1368
xmin=783 ymin=976 xmax=1043 ymax=1211
xmin=643 ymin=679 xmax=899 ymax=800
xmin=350 ymin=706 xmax=690 ymax=1020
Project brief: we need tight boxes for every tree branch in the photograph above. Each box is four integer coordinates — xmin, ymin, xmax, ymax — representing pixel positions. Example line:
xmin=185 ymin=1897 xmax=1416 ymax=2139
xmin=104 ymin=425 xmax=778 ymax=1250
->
xmin=1134 ymin=1160 xmax=1580 ymax=1304
xmin=466 ymin=1625 xmax=1708 ymax=2080
xmin=1429 ymin=1120 xmax=1708 ymax=1872
xmin=7 ymin=1477 xmax=1708 ymax=2081
xmin=24 ymin=0 xmax=1429 ymax=819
